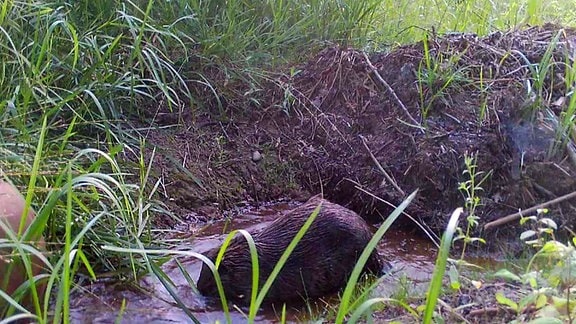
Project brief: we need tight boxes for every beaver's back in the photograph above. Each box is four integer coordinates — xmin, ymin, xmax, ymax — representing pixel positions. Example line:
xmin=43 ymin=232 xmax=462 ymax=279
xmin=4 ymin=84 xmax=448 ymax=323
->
xmin=196 ymin=195 xmax=384 ymax=304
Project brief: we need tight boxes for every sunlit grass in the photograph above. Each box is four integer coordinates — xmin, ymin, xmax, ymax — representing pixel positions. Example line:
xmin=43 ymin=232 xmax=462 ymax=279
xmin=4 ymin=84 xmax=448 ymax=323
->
xmin=367 ymin=0 xmax=576 ymax=49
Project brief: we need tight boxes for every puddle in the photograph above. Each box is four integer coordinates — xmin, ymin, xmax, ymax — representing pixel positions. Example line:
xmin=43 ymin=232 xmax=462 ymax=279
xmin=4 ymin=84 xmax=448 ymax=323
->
xmin=69 ymin=200 xmax=439 ymax=323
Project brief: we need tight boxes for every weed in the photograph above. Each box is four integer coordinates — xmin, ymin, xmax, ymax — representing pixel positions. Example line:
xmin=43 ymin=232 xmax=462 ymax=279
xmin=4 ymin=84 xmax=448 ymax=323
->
xmin=492 ymin=211 xmax=576 ymax=322
xmin=516 ymin=30 xmax=562 ymax=123
xmin=455 ymin=152 xmax=490 ymax=259
xmin=476 ymin=65 xmax=493 ymax=125
xmin=417 ymin=35 xmax=468 ymax=128
xmin=548 ymin=47 xmax=576 ymax=158
xmin=519 ymin=208 xmax=557 ymax=248
xmin=390 ymin=273 xmax=413 ymax=304
xmin=0 ymin=127 xmax=168 ymax=321
xmin=422 ymin=208 xmax=463 ymax=324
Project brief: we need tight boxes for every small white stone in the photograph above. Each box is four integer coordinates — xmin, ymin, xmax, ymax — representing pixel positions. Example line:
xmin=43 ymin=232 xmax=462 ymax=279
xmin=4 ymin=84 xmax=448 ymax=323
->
xmin=251 ymin=151 xmax=263 ymax=162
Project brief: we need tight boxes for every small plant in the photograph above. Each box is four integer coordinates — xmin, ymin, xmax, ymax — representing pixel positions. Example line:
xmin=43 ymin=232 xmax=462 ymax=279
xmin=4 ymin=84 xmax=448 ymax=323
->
xmin=390 ymin=273 xmax=414 ymax=304
xmin=548 ymin=49 xmax=576 ymax=158
xmin=519 ymin=208 xmax=557 ymax=248
xmin=416 ymin=34 xmax=468 ymax=128
xmin=492 ymin=210 xmax=576 ymax=322
xmin=516 ymin=30 xmax=562 ymax=123
xmin=476 ymin=65 xmax=493 ymax=125
xmin=455 ymin=152 xmax=490 ymax=259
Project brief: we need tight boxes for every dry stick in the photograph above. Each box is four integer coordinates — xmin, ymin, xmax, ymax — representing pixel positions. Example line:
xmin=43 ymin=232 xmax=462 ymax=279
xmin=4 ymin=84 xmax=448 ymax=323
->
xmin=359 ymin=135 xmax=405 ymax=197
xmin=484 ymin=189 xmax=576 ymax=231
xmin=437 ymin=299 xmax=471 ymax=324
xmin=467 ymin=307 xmax=513 ymax=317
xmin=361 ymin=52 xmax=424 ymax=133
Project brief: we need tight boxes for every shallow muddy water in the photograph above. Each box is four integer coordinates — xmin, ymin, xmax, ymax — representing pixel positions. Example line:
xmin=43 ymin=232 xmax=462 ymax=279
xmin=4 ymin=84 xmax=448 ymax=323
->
xmin=69 ymin=200 xmax=439 ymax=323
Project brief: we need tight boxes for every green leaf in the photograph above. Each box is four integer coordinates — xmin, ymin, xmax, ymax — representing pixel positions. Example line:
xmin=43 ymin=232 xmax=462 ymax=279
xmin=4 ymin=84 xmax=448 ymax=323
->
xmin=527 ymin=276 xmax=538 ymax=289
xmin=467 ymin=237 xmax=486 ymax=244
xmin=448 ymin=265 xmax=460 ymax=290
xmin=493 ymin=269 xmax=522 ymax=282
xmin=518 ymin=293 xmax=537 ymax=311
xmin=535 ymin=293 xmax=548 ymax=309
xmin=526 ymin=239 xmax=542 ymax=246
xmin=495 ymin=291 xmax=518 ymax=311
xmin=541 ymin=241 xmax=567 ymax=254
xmin=520 ymin=216 xmax=538 ymax=225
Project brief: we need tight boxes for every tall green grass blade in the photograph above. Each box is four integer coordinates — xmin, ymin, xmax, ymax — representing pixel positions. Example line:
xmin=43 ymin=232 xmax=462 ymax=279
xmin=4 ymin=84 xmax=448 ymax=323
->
xmin=149 ymin=261 xmax=201 ymax=324
xmin=250 ymin=202 xmax=323 ymax=322
xmin=423 ymin=208 xmax=463 ymax=324
xmin=100 ymin=248 xmax=221 ymax=322
xmin=63 ymin=165 xmax=74 ymax=324
xmin=74 ymin=249 xmax=97 ymax=281
xmin=3 ymin=116 xmax=49 ymax=318
xmin=211 ymin=229 xmax=259 ymax=321
xmin=348 ymin=297 xmax=419 ymax=323
xmin=0 ymin=312 xmax=38 ymax=324
xmin=175 ymin=258 xmax=199 ymax=294
xmin=335 ymin=189 xmax=418 ymax=323
xmin=115 ymin=298 xmax=127 ymax=324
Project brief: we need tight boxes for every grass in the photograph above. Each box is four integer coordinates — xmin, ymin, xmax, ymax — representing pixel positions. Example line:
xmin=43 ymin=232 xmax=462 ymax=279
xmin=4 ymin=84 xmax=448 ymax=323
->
xmin=370 ymin=0 xmax=576 ymax=49
xmin=1 ymin=0 xmax=576 ymax=323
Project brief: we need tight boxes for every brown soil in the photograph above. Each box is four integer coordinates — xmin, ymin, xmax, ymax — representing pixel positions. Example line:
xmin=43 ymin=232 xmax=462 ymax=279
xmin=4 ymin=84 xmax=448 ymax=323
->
xmin=138 ymin=23 xmax=576 ymax=245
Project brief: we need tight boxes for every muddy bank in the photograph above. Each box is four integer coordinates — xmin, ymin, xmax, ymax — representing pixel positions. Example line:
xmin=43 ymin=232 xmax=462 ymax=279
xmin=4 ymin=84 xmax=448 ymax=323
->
xmin=140 ymin=23 xmax=576 ymax=241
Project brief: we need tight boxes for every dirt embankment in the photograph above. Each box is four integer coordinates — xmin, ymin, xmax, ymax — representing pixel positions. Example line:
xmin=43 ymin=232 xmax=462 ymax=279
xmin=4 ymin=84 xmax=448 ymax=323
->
xmin=142 ymin=23 xmax=576 ymax=242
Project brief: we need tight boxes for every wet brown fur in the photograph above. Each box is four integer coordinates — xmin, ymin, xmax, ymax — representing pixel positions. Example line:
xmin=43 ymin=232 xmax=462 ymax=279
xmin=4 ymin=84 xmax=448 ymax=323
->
xmin=196 ymin=195 xmax=384 ymax=304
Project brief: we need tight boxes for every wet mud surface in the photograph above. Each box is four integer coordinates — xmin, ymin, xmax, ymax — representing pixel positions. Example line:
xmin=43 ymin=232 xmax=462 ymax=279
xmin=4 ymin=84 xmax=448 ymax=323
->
xmin=69 ymin=201 xmax=438 ymax=323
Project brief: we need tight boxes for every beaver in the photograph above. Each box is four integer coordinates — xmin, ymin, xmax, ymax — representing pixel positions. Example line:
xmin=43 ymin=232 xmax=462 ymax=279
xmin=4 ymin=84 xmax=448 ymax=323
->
xmin=196 ymin=195 xmax=385 ymax=304
xmin=0 ymin=180 xmax=46 ymax=311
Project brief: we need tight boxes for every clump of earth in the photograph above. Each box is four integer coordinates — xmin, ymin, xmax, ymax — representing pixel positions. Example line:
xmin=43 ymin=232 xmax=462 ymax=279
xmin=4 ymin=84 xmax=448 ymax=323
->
xmin=140 ymin=23 xmax=576 ymax=246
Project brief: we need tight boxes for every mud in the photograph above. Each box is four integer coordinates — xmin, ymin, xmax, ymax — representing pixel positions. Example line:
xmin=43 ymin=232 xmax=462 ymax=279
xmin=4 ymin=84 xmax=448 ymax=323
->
xmin=139 ymin=23 xmax=576 ymax=245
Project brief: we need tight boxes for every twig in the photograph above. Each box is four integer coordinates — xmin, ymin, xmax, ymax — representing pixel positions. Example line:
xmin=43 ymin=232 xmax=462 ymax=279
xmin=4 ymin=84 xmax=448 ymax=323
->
xmin=467 ymin=307 xmax=512 ymax=317
xmin=359 ymin=135 xmax=405 ymax=197
xmin=361 ymin=52 xmax=424 ymax=132
xmin=437 ymin=299 xmax=471 ymax=324
xmin=484 ymin=189 xmax=576 ymax=231
xmin=346 ymin=178 xmax=441 ymax=247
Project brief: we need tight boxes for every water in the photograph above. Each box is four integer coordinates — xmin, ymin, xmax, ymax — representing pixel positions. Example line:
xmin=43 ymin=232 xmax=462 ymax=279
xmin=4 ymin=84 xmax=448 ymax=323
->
xmin=69 ymin=200 xmax=439 ymax=323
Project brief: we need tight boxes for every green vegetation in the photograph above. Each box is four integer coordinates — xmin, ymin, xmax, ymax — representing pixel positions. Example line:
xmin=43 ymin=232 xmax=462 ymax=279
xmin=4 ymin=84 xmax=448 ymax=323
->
xmin=373 ymin=0 xmax=575 ymax=48
xmin=1 ymin=0 xmax=576 ymax=323
xmin=492 ymin=211 xmax=576 ymax=323
xmin=456 ymin=152 xmax=490 ymax=258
